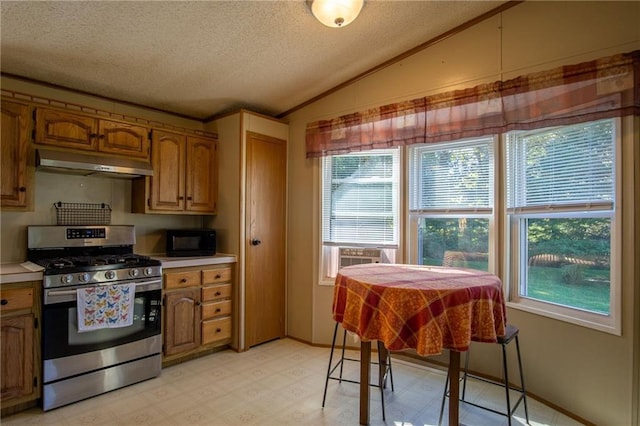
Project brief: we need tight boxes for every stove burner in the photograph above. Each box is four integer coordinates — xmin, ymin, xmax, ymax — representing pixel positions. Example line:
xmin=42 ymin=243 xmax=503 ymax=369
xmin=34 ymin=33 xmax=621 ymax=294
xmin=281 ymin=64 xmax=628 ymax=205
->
xmin=46 ymin=259 xmax=74 ymax=269
xmin=35 ymin=254 xmax=155 ymax=270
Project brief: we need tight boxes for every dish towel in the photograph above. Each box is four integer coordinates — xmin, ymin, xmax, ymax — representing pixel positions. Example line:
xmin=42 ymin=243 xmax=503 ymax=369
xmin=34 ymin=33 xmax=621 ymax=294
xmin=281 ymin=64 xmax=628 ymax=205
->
xmin=77 ymin=283 xmax=135 ymax=332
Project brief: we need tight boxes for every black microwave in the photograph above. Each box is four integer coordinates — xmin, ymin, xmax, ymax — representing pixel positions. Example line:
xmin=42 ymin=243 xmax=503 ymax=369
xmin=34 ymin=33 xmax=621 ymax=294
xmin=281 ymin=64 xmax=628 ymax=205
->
xmin=166 ymin=229 xmax=216 ymax=257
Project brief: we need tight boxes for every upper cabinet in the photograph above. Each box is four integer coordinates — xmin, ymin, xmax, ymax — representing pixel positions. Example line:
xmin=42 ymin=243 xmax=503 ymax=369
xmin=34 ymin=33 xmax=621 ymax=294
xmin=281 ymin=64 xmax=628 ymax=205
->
xmin=185 ymin=135 xmax=218 ymax=213
xmin=35 ymin=107 xmax=150 ymax=160
xmin=132 ymin=130 xmax=218 ymax=215
xmin=1 ymin=100 xmax=32 ymax=209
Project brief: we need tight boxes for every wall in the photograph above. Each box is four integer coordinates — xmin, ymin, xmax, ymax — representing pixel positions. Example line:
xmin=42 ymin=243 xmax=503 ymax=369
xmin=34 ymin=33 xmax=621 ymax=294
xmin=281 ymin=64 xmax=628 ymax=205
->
xmin=284 ymin=2 xmax=640 ymax=424
xmin=0 ymin=76 xmax=207 ymax=261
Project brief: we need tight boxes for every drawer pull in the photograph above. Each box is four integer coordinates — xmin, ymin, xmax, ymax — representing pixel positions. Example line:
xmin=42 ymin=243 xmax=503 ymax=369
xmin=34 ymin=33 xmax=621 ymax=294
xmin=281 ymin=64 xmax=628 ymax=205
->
xmin=214 ymin=291 xmax=221 ymax=296
xmin=1 ymin=299 xmax=8 ymax=305
xmin=215 ymin=308 xmax=221 ymax=313
xmin=180 ymin=278 xmax=188 ymax=283
xmin=216 ymin=328 xmax=222 ymax=333
xmin=215 ymin=274 xmax=222 ymax=279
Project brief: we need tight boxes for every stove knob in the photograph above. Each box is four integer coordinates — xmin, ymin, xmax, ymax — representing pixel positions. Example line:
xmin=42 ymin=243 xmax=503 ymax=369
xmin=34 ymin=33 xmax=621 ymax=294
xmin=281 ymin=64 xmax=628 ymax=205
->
xmin=61 ymin=274 xmax=73 ymax=284
xmin=129 ymin=269 xmax=140 ymax=278
xmin=78 ymin=272 xmax=90 ymax=283
xmin=105 ymin=270 xmax=116 ymax=280
xmin=144 ymin=267 xmax=153 ymax=276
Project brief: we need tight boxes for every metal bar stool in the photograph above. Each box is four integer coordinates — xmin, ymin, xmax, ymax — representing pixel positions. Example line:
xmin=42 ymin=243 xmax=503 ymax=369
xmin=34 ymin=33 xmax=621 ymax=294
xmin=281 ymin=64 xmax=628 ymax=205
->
xmin=322 ymin=322 xmax=395 ymax=420
xmin=438 ymin=324 xmax=529 ymax=425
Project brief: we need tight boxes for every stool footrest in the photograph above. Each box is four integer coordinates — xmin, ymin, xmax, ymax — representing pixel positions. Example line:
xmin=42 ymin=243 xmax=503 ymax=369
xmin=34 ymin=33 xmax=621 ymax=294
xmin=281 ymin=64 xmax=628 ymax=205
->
xmin=327 ymin=357 xmax=392 ymax=388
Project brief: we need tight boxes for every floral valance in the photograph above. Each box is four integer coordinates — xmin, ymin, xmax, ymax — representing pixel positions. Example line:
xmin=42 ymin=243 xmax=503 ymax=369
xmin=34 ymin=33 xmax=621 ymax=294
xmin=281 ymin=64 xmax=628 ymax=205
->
xmin=306 ymin=50 xmax=640 ymax=158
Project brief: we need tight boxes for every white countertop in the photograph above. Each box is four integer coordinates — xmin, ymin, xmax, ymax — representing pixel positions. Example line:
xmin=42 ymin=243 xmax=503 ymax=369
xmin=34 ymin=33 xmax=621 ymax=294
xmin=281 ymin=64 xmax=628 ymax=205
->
xmin=0 ymin=262 xmax=44 ymax=284
xmin=153 ymin=253 xmax=237 ymax=269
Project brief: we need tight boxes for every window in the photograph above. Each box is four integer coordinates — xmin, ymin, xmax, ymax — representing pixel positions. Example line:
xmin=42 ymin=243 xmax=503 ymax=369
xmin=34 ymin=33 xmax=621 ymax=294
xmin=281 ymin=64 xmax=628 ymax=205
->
xmin=321 ymin=149 xmax=400 ymax=280
xmin=506 ymin=119 xmax=620 ymax=334
xmin=408 ymin=138 xmax=495 ymax=270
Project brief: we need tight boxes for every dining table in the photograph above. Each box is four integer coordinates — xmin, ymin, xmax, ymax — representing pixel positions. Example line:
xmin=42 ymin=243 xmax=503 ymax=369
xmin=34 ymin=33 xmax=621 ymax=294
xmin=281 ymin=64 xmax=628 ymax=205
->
xmin=332 ymin=263 xmax=506 ymax=425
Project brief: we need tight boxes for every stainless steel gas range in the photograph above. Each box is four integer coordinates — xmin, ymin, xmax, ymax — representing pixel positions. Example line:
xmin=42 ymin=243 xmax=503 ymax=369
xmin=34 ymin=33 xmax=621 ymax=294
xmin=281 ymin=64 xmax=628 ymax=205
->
xmin=27 ymin=225 xmax=162 ymax=411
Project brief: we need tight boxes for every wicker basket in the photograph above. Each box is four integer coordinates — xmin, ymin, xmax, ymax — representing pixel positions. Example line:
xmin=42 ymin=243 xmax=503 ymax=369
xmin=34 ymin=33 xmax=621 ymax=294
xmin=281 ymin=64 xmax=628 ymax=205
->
xmin=54 ymin=202 xmax=112 ymax=226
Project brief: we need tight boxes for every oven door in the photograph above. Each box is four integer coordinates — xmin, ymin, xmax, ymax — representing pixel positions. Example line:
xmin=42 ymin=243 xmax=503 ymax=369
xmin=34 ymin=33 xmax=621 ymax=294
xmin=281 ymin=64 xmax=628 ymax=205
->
xmin=42 ymin=279 xmax=161 ymax=362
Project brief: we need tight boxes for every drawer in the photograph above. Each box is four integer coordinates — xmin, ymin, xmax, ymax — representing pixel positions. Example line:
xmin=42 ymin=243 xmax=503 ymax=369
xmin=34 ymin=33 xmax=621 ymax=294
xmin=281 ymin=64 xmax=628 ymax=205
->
xmin=202 ymin=283 xmax=232 ymax=301
xmin=202 ymin=317 xmax=231 ymax=344
xmin=202 ymin=267 xmax=232 ymax=285
xmin=0 ymin=287 xmax=34 ymax=312
xmin=202 ymin=300 xmax=231 ymax=320
xmin=165 ymin=271 xmax=201 ymax=289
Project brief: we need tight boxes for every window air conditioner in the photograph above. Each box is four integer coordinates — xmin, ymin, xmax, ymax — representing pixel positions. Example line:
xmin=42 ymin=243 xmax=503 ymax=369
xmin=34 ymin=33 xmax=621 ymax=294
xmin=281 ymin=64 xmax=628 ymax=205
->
xmin=339 ymin=247 xmax=382 ymax=268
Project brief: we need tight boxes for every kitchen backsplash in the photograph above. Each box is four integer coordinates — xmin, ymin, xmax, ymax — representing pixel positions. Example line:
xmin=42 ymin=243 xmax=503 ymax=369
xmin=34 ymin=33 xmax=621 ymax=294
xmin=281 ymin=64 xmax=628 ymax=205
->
xmin=0 ymin=171 xmax=203 ymax=263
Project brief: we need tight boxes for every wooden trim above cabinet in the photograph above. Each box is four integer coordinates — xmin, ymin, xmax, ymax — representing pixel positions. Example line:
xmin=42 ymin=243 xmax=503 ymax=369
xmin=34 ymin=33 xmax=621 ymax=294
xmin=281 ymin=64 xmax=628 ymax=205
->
xmin=1 ymin=89 xmax=217 ymax=139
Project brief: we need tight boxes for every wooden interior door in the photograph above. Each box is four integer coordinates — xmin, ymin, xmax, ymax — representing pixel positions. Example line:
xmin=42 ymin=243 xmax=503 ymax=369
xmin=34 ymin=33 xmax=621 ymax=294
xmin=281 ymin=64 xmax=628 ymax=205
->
xmin=245 ymin=131 xmax=286 ymax=348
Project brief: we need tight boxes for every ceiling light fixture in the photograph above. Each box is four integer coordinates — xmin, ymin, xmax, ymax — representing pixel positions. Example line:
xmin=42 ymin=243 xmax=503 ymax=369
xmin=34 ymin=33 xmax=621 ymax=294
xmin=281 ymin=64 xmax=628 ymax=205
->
xmin=310 ymin=0 xmax=364 ymax=28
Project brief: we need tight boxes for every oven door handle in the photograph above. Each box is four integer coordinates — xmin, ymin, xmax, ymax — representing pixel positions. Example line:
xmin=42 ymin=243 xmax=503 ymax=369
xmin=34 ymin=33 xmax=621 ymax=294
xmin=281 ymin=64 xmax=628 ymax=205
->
xmin=46 ymin=279 xmax=162 ymax=297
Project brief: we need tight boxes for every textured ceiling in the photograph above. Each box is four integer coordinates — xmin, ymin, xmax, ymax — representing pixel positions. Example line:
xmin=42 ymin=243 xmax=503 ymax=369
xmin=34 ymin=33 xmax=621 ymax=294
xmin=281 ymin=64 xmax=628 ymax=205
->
xmin=1 ymin=1 xmax=505 ymax=121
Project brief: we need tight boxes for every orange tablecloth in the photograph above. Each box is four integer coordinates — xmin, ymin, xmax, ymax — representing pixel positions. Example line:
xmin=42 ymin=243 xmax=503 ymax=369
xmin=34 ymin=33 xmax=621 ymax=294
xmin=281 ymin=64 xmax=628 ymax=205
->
xmin=332 ymin=263 xmax=506 ymax=356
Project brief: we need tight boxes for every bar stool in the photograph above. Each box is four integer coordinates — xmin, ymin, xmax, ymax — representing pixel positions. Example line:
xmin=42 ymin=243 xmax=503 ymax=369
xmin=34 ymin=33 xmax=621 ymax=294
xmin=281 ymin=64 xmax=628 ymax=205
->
xmin=322 ymin=322 xmax=394 ymax=420
xmin=438 ymin=324 xmax=529 ymax=426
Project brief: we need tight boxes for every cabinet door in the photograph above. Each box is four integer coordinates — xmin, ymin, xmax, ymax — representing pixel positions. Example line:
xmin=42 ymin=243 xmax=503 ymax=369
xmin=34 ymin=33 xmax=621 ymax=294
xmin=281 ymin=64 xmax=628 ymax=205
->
xmin=164 ymin=289 xmax=200 ymax=356
xmin=1 ymin=314 xmax=34 ymax=401
xmin=185 ymin=136 xmax=217 ymax=213
xmin=1 ymin=101 xmax=30 ymax=208
xmin=98 ymin=120 xmax=150 ymax=160
xmin=35 ymin=108 xmax=98 ymax=151
xmin=149 ymin=130 xmax=186 ymax=211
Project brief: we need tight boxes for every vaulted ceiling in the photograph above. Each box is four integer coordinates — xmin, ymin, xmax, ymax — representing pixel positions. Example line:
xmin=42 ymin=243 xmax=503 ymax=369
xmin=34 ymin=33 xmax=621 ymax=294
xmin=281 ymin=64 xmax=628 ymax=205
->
xmin=1 ymin=1 xmax=507 ymax=121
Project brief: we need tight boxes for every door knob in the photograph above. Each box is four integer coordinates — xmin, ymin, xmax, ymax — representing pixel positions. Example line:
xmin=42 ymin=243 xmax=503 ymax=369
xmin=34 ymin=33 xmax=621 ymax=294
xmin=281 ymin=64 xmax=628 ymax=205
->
xmin=251 ymin=239 xmax=262 ymax=246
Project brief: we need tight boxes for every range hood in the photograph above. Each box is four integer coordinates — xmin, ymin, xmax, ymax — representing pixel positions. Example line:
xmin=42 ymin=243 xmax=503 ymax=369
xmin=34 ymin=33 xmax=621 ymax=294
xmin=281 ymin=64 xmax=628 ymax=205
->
xmin=36 ymin=149 xmax=153 ymax=178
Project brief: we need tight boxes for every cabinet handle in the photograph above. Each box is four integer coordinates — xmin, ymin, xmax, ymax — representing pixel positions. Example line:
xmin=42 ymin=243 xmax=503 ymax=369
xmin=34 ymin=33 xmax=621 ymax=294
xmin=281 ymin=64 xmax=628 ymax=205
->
xmin=99 ymin=134 xmax=105 ymax=139
xmin=216 ymin=328 xmax=222 ymax=333
xmin=187 ymin=196 xmax=192 ymax=200
xmin=251 ymin=239 xmax=262 ymax=246
xmin=18 ymin=187 xmax=26 ymax=192
xmin=180 ymin=278 xmax=187 ymax=283
xmin=196 ymin=301 xmax=201 ymax=306
xmin=215 ymin=274 xmax=221 ymax=279
xmin=178 ymin=196 xmax=184 ymax=200
xmin=90 ymin=133 xmax=98 ymax=139
xmin=214 ymin=291 xmax=221 ymax=296
xmin=215 ymin=308 xmax=221 ymax=313
xmin=1 ymin=299 xmax=8 ymax=305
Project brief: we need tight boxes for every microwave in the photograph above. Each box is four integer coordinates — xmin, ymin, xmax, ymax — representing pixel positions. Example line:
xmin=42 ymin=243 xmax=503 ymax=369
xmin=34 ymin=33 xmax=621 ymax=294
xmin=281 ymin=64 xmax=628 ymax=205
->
xmin=166 ymin=229 xmax=216 ymax=257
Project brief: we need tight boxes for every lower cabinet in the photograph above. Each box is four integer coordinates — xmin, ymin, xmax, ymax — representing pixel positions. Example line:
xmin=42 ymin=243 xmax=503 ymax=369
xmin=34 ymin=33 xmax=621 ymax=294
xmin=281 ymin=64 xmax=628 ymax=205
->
xmin=164 ymin=288 xmax=200 ymax=356
xmin=0 ymin=283 xmax=40 ymax=415
xmin=162 ymin=263 xmax=233 ymax=364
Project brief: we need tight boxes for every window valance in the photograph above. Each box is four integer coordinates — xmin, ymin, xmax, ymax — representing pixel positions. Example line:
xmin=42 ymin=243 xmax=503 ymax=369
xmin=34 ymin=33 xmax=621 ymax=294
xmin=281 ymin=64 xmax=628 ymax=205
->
xmin=306 ymin=50 xmax=639 ymax=158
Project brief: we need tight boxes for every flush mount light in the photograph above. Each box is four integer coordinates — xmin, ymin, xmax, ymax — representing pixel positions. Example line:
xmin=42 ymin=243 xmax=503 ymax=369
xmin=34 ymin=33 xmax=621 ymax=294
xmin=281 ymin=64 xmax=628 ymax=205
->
xmin=311 ymin=0 xmax=364 ymax=28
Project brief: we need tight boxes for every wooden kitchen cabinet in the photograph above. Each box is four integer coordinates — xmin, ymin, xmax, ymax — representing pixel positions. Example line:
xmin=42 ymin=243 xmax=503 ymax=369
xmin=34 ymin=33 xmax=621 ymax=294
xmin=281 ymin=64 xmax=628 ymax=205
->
xmin=34 ymin=107 xmax=150 ymax=160
xmin=1 ymin=100 xmax=33 ymax=209
xmin=162 ymin=264 xmax=233 ymax=365
xmin=164 ymin=288 xmax=200 ymax=356
xmin=131 ymin=130 xmax=218 ymax=215
xmin=0 ymin=283 xmax=40 ymax=415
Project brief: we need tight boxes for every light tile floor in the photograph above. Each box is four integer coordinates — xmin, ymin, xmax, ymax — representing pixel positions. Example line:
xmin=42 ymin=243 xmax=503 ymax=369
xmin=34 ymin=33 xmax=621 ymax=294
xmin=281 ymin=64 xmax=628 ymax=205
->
xmin=2 ymin=338 xmax=583 ymax=426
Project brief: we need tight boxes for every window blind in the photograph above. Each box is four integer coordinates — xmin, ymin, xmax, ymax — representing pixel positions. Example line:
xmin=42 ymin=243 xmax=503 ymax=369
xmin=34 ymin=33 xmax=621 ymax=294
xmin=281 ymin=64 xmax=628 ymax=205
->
xmin=322 ymin=149 xmax=399 ymax=246
xmin=409 ymin=138 xmax=494 ymax=211
xmin=506 ymin=119 xmax=614 ymax=210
